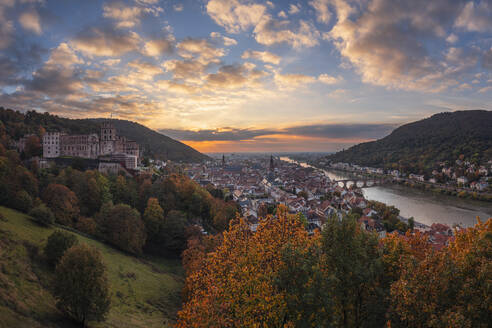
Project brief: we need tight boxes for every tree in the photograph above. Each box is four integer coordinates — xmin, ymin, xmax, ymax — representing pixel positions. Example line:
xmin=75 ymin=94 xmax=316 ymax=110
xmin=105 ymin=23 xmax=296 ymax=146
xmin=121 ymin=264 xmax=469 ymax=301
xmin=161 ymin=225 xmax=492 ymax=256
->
xmin=320 ymin=216 xmax=387 ymax=328
xmin=29 ymin=203 xmax=55 ymax=226
xmin=44 ymin=230 xmax=78 ymax=266
xmin=143 ymin=197 xmax=164 ymax=242
xmin=389 ymin=218 xmax=492 ymax=327
xmin=54 ymin=244 xmax=111 ymax=326
xmin=96 ymin=203 xmax=146 ymax=254
xmin=177 ymin=206 xmax=312 ymax=327
xmin=160 ymin=210 xmax=188 ymax=254
xmin=43 ymin=183 xmax=79 ymax=226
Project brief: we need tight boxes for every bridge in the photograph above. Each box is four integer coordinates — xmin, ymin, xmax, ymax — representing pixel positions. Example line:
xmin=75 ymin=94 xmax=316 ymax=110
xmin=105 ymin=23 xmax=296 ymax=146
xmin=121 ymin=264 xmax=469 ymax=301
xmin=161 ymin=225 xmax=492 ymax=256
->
xmin=332 ymin=179 xmax=387 ymax=189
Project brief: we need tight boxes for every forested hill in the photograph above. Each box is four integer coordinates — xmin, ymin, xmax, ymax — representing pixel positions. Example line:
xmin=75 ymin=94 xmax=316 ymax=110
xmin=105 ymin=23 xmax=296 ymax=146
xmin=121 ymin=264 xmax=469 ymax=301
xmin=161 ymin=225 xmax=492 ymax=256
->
xmin=325 ymin=110 xmax=492 ymax=172
xmin=0 ymin=107 xmax=209 ymax=162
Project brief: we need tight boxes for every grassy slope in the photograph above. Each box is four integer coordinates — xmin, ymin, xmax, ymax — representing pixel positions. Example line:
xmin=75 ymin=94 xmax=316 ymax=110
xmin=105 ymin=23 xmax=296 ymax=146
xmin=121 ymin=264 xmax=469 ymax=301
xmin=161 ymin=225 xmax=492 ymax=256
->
xmin=0 ymin=206 xmax=183 ymax=328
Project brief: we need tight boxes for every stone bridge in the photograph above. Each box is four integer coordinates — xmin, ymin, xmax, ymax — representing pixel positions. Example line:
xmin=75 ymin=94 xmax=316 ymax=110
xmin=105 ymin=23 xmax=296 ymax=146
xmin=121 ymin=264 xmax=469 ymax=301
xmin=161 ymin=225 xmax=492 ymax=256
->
xmin=333 ymin=179 xmax=386 ymax=189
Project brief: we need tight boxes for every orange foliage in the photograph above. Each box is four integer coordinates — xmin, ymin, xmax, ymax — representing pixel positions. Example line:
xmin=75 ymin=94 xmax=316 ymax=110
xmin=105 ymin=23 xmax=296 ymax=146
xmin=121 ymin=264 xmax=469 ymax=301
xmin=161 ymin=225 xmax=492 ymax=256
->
xmin=176 ymin=205 xmax=313 ymax=328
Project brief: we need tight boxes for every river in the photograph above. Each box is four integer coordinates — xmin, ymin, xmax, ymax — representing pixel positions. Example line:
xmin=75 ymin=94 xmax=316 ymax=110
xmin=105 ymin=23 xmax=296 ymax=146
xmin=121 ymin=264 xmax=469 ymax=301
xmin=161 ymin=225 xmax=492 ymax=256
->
xmin=280 ymin=157 xmax=492 ymax=227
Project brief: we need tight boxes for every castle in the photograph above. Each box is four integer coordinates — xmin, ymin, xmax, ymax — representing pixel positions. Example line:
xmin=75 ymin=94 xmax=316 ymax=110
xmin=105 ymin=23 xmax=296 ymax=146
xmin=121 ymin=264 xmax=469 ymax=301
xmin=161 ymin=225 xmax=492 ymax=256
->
xmin=43 ymin=121 xmax=139 ymax=169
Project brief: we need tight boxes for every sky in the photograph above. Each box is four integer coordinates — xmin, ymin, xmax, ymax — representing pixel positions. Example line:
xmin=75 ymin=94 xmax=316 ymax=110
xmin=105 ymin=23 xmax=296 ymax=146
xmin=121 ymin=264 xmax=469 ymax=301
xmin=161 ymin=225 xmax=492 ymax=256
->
xmin=1 ymin=0 xmax=491 ymax=153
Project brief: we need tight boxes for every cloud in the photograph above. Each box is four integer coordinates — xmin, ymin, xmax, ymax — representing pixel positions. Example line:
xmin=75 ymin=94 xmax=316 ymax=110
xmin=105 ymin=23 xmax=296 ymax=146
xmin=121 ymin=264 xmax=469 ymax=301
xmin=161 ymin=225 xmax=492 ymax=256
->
xmin=25 ymin=65 xmax=83 ymax=96
xmin=446 ymin=33 xmax=458 ymax=43
xmin=318 ymin=73 xmax=343 ymax=84
xmin=160 ymin=123 xmax=397 ymax=142
xmin=278 ymin=10 xmax=287 ymax=18
xmin=455 ymin=1 xmax=492 ymax=32
xmin=177 ymin=38 xmax=225 ymax=64
xmin=205 ymin=63 xmax=266 ymax=89
xmin=103 ymin=1 xmax=144 ymax=28
xmin=173 ymin=3 xmax=183 ymax=12
xmin=71 ymin=27 xmax=140 ymax=57
xmin=142 ymin=38 xmax=173 ymax=57
xmin=241 ymin=50 xmax=281 ymax=64
xmin=206 ymin=0 xmax=267 ymax=33
xmin=163 ymin=59 xmax=208 ymax=82
xmin=309 ymin=0 xmax=331 ymax=24
xmin=19 ymin=8 xmax=42 ymax=34
xmin=210 ymin=32 xmax=237 ymax=46
xmin=288 ymin=4 xmax=300 ymax=15
xmin=483 ymin=48 xmax=492 ymax=70
xmin=0 ymin=18 xmax=14 ymax=49
xmin=254 ymin=17 xmax=320 ymax=48
xmin=274 ymin=72 xmax=316 ymax=89
xmin=45 ymin=43 xmax=83 ymax=68
xmin=103 ymin=1 xmax=162 ymax=28
xmin=328 ymin=0 xmax=476 ymax=92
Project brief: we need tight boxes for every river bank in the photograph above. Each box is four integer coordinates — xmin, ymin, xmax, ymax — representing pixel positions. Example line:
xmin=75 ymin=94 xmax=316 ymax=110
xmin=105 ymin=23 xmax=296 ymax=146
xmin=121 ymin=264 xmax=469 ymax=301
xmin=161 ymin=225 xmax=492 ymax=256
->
xmin=281 ymin=157 xmax=492 ymax=228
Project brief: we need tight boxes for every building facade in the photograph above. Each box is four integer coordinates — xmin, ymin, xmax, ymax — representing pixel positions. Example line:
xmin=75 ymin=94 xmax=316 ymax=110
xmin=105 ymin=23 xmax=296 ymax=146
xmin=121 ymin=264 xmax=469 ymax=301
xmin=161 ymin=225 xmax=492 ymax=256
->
xmin=43 ymin=132 xmax=61 ymax=158
xmin=42 ymin=121 xmax=140 ymax=166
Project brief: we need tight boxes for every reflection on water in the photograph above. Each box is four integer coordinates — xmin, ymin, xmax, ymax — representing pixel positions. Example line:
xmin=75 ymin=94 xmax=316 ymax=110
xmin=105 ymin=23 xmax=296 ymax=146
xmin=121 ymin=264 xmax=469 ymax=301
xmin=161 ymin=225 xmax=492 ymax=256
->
xmin=280 ymin=157 xmax=492 ymax=227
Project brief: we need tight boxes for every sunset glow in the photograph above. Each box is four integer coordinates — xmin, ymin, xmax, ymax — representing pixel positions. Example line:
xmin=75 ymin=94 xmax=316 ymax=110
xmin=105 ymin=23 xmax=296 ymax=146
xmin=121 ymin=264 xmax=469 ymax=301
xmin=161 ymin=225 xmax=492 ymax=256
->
xmin=1 ymin=0 xmax=491 ymax=152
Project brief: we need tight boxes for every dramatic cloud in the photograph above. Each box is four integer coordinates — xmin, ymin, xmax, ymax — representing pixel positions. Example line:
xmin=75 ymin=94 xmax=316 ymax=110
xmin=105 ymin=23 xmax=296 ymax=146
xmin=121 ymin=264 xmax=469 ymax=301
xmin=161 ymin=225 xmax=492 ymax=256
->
xmin=206 ymin=0 xmax=266 ymax=33
xmin=19 ymin=8 xmax=42 ymax=34
xmin=161 ymin=123 xmax=397 ymax=142
xmin=241 ymin=50 xmax=281 ymax=64
xmin=328 ymin=0 xmax=478 ymax=92
xmin=71 ymin=27 xmax=140 ymax=57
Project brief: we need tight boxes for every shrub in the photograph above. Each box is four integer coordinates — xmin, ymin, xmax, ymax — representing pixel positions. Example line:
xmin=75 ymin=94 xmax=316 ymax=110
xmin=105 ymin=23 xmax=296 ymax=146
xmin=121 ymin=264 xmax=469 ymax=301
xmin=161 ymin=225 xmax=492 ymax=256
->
xmin=12 ymin=189 xmax=33 ymax=213
xmin=29 ymin=203 xmax=55 ymax=226
xmin=45 ymin=230 xmax=78 ymax=266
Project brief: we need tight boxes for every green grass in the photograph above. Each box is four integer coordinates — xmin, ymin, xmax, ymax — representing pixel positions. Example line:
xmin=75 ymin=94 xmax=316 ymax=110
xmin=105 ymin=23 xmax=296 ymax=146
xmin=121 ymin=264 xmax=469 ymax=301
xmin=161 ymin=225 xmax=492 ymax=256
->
xmin=0 ymin=206 xmax=184 ymax=328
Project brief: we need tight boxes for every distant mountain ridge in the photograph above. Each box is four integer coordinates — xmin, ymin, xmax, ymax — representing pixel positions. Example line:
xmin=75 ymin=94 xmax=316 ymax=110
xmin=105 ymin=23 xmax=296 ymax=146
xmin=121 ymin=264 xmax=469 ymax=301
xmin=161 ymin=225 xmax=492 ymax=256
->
xmin=0 ymin=108 xmax=209 ymax=162
xmin=325 ymin=110 xmax=492 ymax=172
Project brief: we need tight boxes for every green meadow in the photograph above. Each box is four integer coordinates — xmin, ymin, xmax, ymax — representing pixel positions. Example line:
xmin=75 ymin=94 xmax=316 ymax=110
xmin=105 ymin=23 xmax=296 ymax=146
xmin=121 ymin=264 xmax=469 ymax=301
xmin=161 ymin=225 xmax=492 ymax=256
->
xmin=0 ymin=206 xmax=183 ymax=328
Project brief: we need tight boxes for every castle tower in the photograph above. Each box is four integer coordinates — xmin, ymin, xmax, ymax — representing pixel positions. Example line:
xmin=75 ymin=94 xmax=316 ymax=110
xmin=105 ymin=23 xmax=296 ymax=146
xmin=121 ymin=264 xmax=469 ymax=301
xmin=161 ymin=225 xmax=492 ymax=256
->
xmin=100 ymin=121 xmax=116 ymax=141
xmin=100 ymin=121 xmax=117 ymax=155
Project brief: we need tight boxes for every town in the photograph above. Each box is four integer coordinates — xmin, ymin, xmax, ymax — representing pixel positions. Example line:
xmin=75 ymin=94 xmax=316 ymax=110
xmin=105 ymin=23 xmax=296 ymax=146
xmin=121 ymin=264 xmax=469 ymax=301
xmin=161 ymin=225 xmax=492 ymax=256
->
xmin=183 ymin=154 xmax=456 ymax=249
xmin=317 ymin=158 xmax=492 ymax=197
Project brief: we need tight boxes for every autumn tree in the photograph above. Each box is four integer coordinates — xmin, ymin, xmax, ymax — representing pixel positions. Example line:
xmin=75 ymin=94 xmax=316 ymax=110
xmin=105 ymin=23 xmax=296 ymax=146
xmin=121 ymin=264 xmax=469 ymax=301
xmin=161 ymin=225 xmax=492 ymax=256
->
xmin=96 ymin=203 xmax=146 ymax=254
xmin=389 ymin=218 xmax=492 ymax=327
xmin=54 ymin=244 xmax=111 ymax=326
xmin=177 ymin=205 xmax=312 ymax=327
xmin=45 ymin=230 xmax=78 ymax=266
xmin=43 ymin=183 xmax=79 ymax=226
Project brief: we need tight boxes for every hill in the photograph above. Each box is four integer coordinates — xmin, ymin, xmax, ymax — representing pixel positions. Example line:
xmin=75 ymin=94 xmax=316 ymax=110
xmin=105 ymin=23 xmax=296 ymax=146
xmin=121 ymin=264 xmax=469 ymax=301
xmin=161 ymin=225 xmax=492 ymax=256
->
xmin=0 ymin=107 xmax=209 ymax=162
xmin=325 ymin=110 xmax=492 ymax=173
xmin=0 ymin=206 xmax=183 ymax=328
